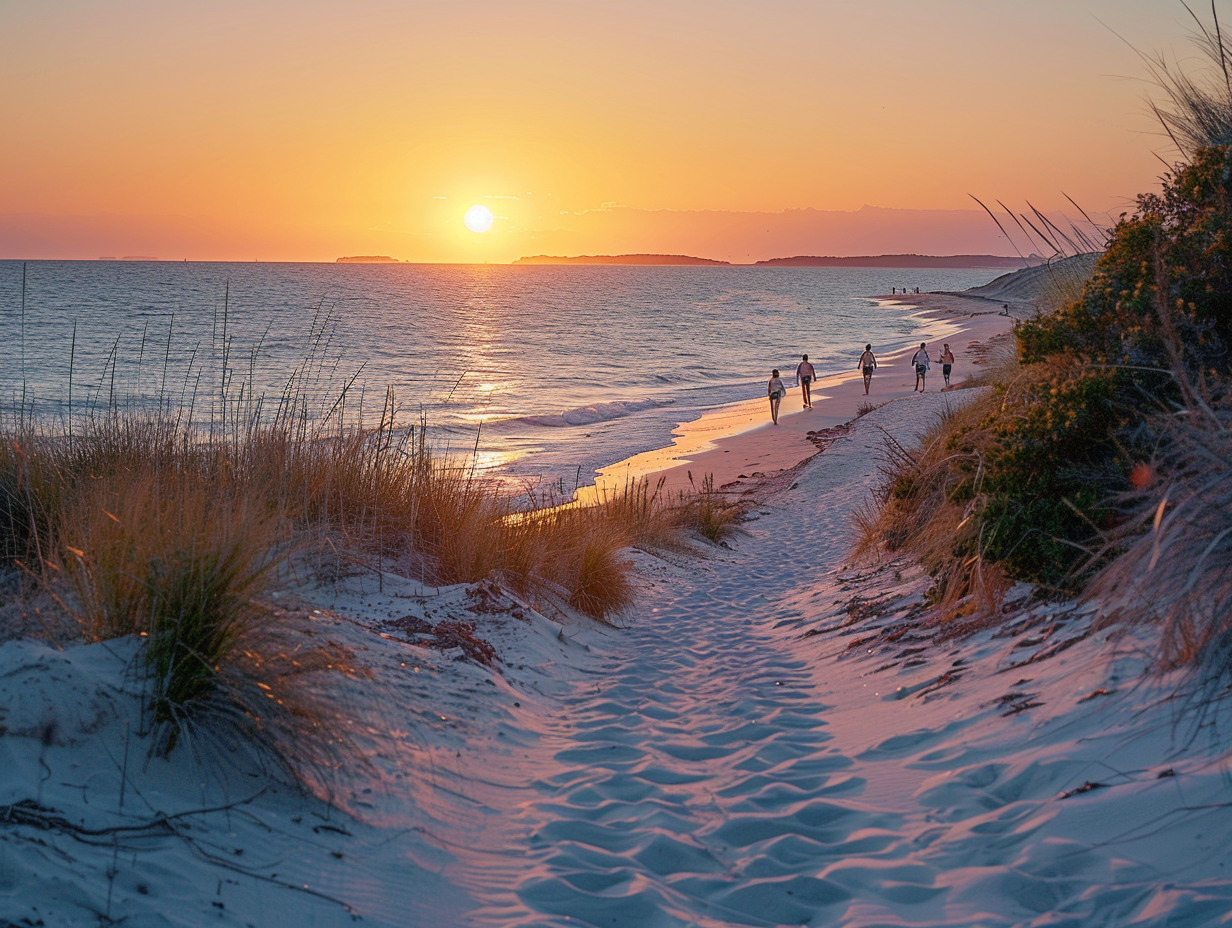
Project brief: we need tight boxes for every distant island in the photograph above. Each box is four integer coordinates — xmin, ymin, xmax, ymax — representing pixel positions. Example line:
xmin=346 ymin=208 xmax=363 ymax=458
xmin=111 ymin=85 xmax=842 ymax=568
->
xmin=336 ymin=255 xmax=401 ymax=263
xmin=513 ymin=254 xmax=731 ymax=266
xmin=98 ymin=256 xmax=160 ymax=261
xmin=754 ymin=254 xmax=1037 ymax=268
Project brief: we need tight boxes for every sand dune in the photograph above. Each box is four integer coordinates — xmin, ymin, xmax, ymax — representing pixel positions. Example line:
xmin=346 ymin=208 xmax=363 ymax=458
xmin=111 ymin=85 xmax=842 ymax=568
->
xmin=4 ymin=386 xmax=1230 ymax=926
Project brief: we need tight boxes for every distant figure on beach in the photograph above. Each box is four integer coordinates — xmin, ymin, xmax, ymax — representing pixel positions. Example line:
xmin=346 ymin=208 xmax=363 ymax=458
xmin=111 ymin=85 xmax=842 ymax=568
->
xmin=1001 ymin=303 xmax=1010 ymax=316
xmin=768 ymin=369 xmax=786 ymax=425
xmin=910 ymin=343 xmax=931 ymax=392
xmin=858 ymin=344 xmax=878 ymax=395
xmin=890 ymin=287 xmax=896 ymax=294
xmin=796 ymin=354 xmax=816 ymax=408
xmin=940 ymin=343 xmax=955 ymax=388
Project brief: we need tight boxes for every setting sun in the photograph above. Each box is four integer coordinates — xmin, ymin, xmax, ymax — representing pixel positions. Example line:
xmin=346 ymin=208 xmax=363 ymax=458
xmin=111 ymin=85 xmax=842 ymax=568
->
xmin=463 ymin=204 xmax=494 ymax=233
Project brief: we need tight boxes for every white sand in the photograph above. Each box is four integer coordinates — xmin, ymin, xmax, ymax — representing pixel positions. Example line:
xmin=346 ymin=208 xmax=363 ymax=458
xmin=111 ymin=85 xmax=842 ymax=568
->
xmin=4 ymin=290 xmax=1231 ymax=926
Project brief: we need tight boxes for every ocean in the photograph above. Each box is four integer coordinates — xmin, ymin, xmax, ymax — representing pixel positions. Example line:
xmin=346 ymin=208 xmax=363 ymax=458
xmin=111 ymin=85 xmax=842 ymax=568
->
xmin=0 ymin=261 xmax=1002 ymax=491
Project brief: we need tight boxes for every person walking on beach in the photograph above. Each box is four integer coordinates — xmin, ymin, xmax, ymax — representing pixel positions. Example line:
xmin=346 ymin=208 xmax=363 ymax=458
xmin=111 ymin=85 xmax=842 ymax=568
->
xmin=939 ymin=343 xmax=955 ymax=388
xmin=796 ymin=354 xmax=816 ymax=409
xmin=858 ymin=344 xmax=877 ymax=395
xmin=767 ymin=369 xmax=786 ymax=425
xmin=910 ymin=343 xmax=931 ymax=392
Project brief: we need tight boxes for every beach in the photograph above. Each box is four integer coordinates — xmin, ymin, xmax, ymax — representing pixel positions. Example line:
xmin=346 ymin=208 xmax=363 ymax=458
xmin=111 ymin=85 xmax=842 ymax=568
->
xmin=6 ymin=378 xmax=1231 ymax=926
xmin=585 ymin=290 xmax=1017 ymax=498
xmin=3 ymin=281 xmax=1230 ymax=927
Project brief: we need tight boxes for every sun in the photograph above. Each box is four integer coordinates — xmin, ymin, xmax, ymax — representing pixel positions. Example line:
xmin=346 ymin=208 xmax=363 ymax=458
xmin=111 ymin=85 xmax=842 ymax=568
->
xmin=463 ymin=204 xmax=494 ymax=233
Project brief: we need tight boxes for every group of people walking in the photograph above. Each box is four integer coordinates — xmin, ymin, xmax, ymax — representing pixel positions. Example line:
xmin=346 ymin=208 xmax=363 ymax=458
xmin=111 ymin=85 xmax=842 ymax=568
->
xmin=766 ymin=342 xmax=955 ymax=424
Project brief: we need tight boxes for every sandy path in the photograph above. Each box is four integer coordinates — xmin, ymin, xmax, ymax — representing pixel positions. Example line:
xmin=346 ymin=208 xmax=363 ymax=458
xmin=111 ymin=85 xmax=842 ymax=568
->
xmin=431 ymin=390 xmax=1232 ymax=928
xmin=451 ymin=400 xmax=890 ymax=927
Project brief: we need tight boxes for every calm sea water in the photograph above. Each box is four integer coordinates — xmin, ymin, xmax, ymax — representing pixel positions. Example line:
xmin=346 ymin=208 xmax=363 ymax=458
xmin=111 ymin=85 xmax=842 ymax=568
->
xmin=0 ymin=261 xmax=1001 ymax=489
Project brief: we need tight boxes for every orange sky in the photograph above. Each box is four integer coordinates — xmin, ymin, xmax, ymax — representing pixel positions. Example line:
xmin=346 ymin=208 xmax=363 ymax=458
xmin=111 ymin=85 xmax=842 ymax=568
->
xmin=0 ymin=1 xmax=1203 ymax=262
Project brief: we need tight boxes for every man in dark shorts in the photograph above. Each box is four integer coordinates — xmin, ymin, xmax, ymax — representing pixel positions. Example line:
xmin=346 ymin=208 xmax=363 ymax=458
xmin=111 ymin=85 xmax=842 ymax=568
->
xmin=796 ymin=354 xmax=816 ymax=408
xmin=910 ymin=342 xmax=931 ymax=392
xmin=940 ymin=343 xmax=955 ymax=388
xmin=858 ymin=344 xmax=877 ymax=395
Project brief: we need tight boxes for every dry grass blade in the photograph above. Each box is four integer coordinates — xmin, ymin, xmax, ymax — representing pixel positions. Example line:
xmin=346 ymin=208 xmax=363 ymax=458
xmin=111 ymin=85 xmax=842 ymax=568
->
xmin=1131 ymin=2 xmax=1232 ymax=154
xmin=856 ymin=395 xmax=1012 ymax=623
xmin=1093 ymin=401 xmax=1232 ymax=678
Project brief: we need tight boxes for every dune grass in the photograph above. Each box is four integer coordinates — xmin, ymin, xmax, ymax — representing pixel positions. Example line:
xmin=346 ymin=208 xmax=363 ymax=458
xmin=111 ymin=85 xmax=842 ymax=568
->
xmin=1091 ymin=396 xmax=1232 ymax=675
xmin=683 ymin=472 xmax=745 ymax=544
xmin=0 ymin=366 xmax=741 ymax=759
xmin=860 ymin=8 xmax=1232 ymax=666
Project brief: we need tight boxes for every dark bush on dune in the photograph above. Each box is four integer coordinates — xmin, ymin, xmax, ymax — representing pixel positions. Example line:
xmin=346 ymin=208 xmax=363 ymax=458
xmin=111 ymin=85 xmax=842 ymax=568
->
xmin=1020 ymin=144 xmax=1232 ymax=389
xmin=867 ymin=144 xmax=1232 ymax=612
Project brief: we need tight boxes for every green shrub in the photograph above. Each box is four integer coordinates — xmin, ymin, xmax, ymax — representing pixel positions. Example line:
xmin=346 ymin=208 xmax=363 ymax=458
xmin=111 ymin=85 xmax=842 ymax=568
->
xmin=922 ymin=361 xmax=1131 ymax=588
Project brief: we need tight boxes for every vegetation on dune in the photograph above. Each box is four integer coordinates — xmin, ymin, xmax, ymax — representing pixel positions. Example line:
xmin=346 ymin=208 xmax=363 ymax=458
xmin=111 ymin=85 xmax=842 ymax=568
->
xmin=867 ymin=149 xmax=1232 ymax=605
xmin=0 ymin=380 xmax=743 ymax=761
xmin=863 ymin=8 xmax=1232 ymax=677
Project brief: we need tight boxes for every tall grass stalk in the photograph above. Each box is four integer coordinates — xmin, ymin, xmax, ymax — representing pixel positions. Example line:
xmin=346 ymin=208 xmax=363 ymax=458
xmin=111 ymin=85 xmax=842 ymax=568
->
xmin=1137 ymin=2 xmax=1232 ymax=154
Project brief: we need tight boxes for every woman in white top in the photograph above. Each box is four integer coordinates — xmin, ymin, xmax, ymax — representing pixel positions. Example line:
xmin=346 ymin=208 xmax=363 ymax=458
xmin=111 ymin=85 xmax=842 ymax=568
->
xmin=767 ymin=369 xmax=786 ymax=425
xmin=910 ymin=343 xmax=931 ymax=392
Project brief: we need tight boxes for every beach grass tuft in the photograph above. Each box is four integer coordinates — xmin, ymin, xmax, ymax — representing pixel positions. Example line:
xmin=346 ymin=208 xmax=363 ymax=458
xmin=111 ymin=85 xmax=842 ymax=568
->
xmin=1091 ymin=389 xmax=1232 ymax=678
xmin=1136 ymin=2 xmax=1232 ymax=155
xmin=564 ymin=527 xmax=635 ymax=621
xmin=683 ymin=473 xmax=745 ymax=544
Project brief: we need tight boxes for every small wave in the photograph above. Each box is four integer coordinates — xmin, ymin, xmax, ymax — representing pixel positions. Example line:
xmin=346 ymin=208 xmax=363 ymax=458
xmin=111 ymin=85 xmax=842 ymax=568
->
xmin=492 ymin=398 xmax=673 ymax=430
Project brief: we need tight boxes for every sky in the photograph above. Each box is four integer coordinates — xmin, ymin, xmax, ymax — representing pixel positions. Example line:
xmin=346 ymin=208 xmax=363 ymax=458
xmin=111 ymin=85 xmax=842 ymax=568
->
xmin=0 ymin=0 xmax=1211 ymax=263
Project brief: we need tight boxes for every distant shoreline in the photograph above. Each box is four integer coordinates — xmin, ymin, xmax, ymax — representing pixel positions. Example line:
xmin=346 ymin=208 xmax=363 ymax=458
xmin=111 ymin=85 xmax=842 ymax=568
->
xmin=754 ymin=253 xmax=1035 ymax=268
xmin=513 ymin=253 xmax=730 ymax=266
xmin=6 ymin=253 xmax=1039 ymax=267
xmin=514 ymin=252 xmax=1036 ymax=268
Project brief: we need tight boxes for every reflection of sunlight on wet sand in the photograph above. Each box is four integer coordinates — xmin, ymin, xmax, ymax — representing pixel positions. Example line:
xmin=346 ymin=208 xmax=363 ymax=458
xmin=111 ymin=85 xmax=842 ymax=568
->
xmin=573 ymin=370 xmax=850 ymax=506
xmin=577 ymin=397 xmax=768 ymax=505
xmin=467 ymin=448 xmax=524 ymax=472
